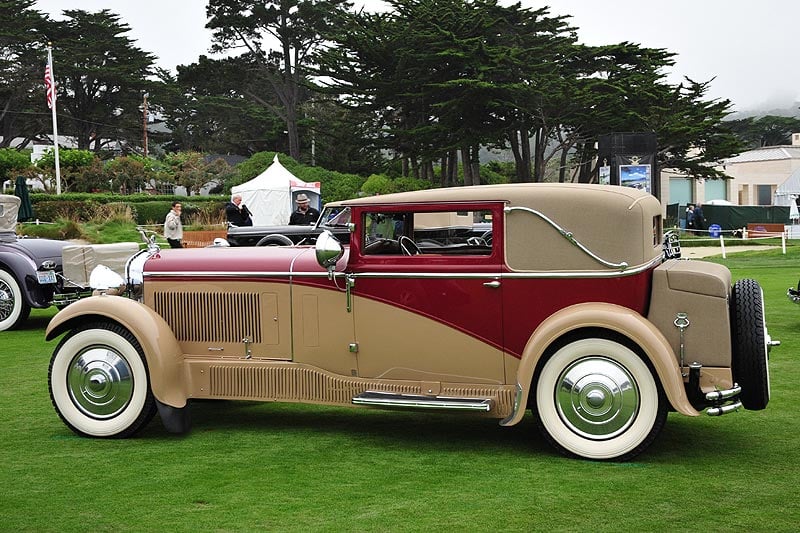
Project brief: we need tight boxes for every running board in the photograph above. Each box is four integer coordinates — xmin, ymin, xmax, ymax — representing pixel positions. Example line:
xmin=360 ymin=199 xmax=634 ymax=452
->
xmin=352 ymin=391 xmax=493 ymax=412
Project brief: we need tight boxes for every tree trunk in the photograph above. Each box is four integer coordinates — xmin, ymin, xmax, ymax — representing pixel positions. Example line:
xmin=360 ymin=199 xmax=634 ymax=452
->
xmin=509 ymin=130 xmax=522 ymax=183
xmin=461 ymin=146 xmax=473 ymax=186
xmin=558 ymin=144 xmax=569 ymax=183
xmin=449 ymin=150 xmax=458 ymax=187
xmin=520 ymin=128 xmax=532 ymax=182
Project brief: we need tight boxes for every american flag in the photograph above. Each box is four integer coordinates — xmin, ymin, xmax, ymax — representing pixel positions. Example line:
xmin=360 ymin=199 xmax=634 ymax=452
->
xmin=44 ymin=63 xmax=54 ymax=109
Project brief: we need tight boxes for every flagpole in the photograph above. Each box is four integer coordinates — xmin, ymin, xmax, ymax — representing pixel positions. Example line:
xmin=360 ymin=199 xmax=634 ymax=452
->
xmin=46 ymin=43 xmax=62 ymax=195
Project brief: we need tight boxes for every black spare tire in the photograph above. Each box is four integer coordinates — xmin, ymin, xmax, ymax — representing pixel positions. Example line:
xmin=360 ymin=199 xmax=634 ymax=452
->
xmin=730 ymin=278 xmax=770 ymax=410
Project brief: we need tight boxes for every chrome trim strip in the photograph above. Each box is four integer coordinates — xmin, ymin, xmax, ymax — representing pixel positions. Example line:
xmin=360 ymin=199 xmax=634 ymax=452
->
xmin=143 ymin=258 xmax=658 ymax=281
xmin=352 ymin=391 xmax=493 ymax=411
xmin=505 ymin=205 xmax=629 ymax=270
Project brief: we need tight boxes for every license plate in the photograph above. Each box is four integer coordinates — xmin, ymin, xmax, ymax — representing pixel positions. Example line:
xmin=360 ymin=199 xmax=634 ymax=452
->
xmin=37 ymin=270 xmax=57 ymax=284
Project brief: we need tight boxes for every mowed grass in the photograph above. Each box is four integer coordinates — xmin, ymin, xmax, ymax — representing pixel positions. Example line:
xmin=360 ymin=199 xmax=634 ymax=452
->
xmin=2 ymin=248 xmax=800 ymax=532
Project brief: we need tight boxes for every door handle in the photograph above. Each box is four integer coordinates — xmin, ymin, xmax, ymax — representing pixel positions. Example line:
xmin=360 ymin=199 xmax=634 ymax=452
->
xmin=483 ymin=280 xmax=501 ymax=288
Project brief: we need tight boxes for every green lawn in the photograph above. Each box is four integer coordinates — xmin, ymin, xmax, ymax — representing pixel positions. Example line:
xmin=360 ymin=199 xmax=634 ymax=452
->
xmin=2 ymin=249 xmax=799 ymax=532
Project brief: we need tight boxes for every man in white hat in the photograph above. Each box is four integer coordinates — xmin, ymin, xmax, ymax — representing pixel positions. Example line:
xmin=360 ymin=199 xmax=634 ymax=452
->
xmin=289 ymin=193 xmax=320 ymax=225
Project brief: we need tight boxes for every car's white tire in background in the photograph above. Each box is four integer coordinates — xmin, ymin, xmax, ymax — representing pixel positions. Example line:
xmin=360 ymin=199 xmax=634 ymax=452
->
xmin=48 ymin=323 xmax=156 ymax=437
xmin=0 ymin=268 xmax=30 ymax=331
xmin=533 ymin=337 xmax=667 ymax=461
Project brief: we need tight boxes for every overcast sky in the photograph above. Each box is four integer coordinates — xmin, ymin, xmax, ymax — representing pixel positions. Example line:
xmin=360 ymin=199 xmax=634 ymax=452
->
xmin=35 ymin=0 xmax=800 ymax=114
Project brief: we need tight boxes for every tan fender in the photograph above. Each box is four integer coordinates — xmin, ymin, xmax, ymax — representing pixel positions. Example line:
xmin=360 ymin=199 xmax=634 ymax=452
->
xmin=501 ymin=302 xmax=699 ymax=426
xmin=45 ymin=295 xmax=187 ymax=408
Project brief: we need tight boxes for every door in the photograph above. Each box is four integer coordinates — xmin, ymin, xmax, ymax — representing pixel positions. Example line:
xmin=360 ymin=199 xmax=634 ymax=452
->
xmin=349 ymin=205 xmax=505 ymax=385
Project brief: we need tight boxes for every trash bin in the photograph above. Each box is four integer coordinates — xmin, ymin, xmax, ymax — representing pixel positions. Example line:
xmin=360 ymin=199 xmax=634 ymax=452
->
xmin=709 ymin=224 xmax=721 ymax=238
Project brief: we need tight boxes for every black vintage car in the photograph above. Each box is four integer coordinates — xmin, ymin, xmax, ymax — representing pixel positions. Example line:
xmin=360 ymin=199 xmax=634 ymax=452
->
xmin=0 ymin=194 xmax=69 ymax=330
xmin=225 ymin=205 xmax=352 ymax=246
xmin=226 ymin=205 xmax=491 ymax=248
xmin=0 ymin=194 xmax=145 ymax=331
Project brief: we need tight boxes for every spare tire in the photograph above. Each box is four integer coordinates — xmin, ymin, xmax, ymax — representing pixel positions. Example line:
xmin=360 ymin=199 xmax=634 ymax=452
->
xmin=256 ymin=234 xmax=294 ymax=246
xmin=730 ymin=278 xmax=770 ymax=410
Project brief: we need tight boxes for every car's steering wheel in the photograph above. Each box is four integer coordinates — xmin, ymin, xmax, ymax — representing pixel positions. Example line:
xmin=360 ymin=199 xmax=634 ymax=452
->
xmin=466 ymin=230 xmax=493 ymax=246
xmin=398 ymin=235 xmax=422 ymax=256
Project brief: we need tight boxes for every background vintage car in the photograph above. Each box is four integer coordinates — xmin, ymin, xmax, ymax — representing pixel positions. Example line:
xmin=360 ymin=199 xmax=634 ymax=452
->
xmin=0 ymin=194 xmax=144 ymax=331
xmin=45 ymin=183 xmax=775 ymax=461
xmin=1 ymin=194 xmax=69 ymax=331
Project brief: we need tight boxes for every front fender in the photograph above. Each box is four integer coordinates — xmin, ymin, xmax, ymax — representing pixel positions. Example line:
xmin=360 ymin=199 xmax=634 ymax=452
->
xmin=45 ymin=295 xmax=187 ymax=408
xmin=502 ymin=302 xmax=698 ymax=426
xmin=0 ymin=251 xmax=50 ymax=307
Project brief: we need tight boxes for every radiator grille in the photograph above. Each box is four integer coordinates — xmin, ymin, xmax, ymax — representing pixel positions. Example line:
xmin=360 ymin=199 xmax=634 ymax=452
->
xmin=153 ymin=291 xmax=261 ymax=343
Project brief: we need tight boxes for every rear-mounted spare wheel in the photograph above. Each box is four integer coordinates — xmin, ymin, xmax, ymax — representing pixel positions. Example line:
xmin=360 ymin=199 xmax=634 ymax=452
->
xmin=731 ymin=279 xmax=770 ymax=410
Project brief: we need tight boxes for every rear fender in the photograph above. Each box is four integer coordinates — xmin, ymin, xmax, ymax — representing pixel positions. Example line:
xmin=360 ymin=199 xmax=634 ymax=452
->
xmin=45 ymin=295 xmax=187 ymax=408
xmin=502 ymin=302 xmax=698 ymax=426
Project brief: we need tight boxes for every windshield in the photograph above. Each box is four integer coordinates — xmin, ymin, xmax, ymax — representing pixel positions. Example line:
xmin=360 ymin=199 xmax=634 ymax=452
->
xmin=318 ymin=206 xmax=351 ymax=228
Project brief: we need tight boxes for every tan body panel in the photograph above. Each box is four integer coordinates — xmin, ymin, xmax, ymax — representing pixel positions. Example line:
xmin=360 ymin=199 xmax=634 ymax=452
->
xmin=45 ymin=295 xmax=187 ymax=408
xmin=350 ymin=294 xmax=506 ymax=384
xmin=502 ymin=302 xmax=699 ymax=426
xmin=647 ymin=260 xmax=733 ymax=367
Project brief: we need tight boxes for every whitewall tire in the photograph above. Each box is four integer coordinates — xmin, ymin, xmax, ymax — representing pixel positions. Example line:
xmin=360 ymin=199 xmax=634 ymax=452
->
xmin=534 ymin=337 xmax=667 ymax=461
xmin=48 ymin=323 xmax=156 ymax=437
xmin=0 ymin=268 xmax=30 ymax=331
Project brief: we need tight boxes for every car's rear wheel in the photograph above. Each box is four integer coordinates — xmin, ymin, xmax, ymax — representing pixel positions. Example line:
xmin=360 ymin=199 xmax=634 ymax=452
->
xmin=48 ymin=322 xmax=156 ymax=437
xmin=731 ymin=279 xmax=770 ymax=410
xmin=533 ymin=337 xmax=667 ymax=461
xmin=0 ymin=268 xmax=31 ymax=331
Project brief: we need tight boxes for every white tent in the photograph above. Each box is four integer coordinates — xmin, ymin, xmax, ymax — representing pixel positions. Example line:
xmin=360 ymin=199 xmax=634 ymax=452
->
xmin=231 ymin=155 xmax=321 ymax=226
xmin=774 ymin=168 xmax=800 ymax=207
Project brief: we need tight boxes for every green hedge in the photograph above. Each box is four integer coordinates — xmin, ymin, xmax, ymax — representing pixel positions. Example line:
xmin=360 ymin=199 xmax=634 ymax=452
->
xmin=29 ymin=193 xmax=227 ymax=225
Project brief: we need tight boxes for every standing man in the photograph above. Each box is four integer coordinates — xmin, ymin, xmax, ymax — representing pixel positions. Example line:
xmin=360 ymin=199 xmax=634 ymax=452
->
xmin=226 ymin=194 xmax=253 ymax=226
xmin=289 ymin=193 xmax=320 ymax=225
xmin=164 ymin=201 xmax=183 ymax=248
xmin=693 ymin=203 xmax=706 ymax=233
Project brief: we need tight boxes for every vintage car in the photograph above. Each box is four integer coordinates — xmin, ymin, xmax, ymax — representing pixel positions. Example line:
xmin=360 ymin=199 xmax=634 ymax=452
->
xmin=0 ymin=194 xmax=151 ymax=331
xmin=45 ymin=184 xmax=777 ymax=461
xmin=226 ymin=214 xmax=350 ymax=246
xmin=787 ymin=280 xmax=800 ymax=304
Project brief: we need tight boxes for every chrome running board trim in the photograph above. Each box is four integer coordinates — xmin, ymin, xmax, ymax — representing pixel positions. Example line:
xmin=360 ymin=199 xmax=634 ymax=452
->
xmin=353 ymin=391 xmax=493 ymax=412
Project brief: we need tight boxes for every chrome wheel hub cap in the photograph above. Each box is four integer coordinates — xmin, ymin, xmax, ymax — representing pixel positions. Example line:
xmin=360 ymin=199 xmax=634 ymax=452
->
xmin=0 ymin=282 xmax=13 ymax=320
xmin=67 ymin=346 xmax=133 ymax=418
xmin=556 ymin=356 xmax=640 ymax=440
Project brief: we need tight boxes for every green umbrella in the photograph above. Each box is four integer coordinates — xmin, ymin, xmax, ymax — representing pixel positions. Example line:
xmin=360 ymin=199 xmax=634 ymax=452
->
xmin=14 ymin=176 xmax=34 ymax=222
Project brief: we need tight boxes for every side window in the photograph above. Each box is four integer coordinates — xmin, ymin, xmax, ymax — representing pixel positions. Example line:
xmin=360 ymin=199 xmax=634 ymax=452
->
xmin=363 ymin=212 xmax=409 ymax=255
xmin=362 ymin=209 xmax=493 ymax=256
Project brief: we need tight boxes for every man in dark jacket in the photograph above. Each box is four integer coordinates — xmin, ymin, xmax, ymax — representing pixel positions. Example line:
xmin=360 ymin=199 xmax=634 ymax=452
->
xmin=226 ymin=194 xmax=253 ymax=226
xmin=289 ymin=193 xmax=320 ymax=225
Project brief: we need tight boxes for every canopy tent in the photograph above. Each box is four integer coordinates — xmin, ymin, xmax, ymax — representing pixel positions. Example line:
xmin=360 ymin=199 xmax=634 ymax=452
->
xmin=230 ymin=155 xmax=321 ymax=226
xmin=774 ymin=168 xmax=800 ymax=207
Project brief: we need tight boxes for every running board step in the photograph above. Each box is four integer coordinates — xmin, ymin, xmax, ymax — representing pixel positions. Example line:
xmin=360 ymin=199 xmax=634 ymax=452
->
xmin=352 ymin=391 xmax=493 ymax=411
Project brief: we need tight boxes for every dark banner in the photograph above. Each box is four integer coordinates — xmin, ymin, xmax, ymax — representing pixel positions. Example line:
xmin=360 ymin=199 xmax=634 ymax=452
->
xmin=669 ymin=203 xmax=790 ymax=230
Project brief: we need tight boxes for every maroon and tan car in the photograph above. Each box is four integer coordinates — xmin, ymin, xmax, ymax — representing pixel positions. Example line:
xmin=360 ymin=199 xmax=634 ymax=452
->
xmin=46 ymin=184 xmax=776 ymax=460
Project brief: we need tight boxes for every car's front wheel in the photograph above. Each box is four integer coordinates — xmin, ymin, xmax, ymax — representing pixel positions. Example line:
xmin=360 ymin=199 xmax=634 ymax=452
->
xmin=533 ymin=337 xmax=667 ymax=461
xmin=0 ymin=268 xmax=31 ymax=332
xmin=48 ymin=322 xmax=156 ymax=437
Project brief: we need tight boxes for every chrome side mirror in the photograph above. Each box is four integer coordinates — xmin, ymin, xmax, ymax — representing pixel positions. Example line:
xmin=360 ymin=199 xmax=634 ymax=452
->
xmin=315 ymin=230 xmax=344 ymax=278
